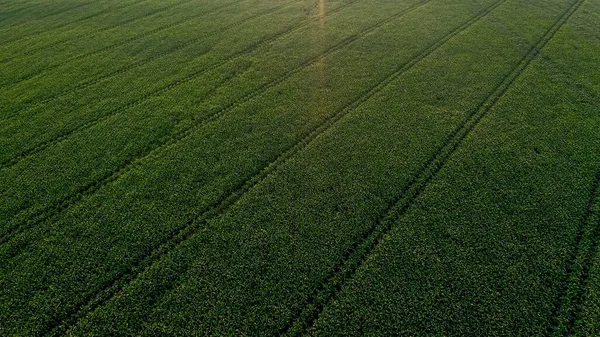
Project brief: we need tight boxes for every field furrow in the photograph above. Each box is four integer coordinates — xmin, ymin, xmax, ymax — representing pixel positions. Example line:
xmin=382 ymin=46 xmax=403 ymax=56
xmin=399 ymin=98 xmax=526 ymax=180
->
xmin=0 ymin=0 xmax=244 ymax=87
xmin=545 ymin=2 xmax=600 ymax=335
xmin=0 ymin=1 xmax=91 ymax=28
xmin=1 ymin=0 xmax=597 ymax=335
xmin=0 ymin=0 xmax=188 ymax=66
xmin=0 ymin=0 xmax=437 ymax=249
xmin=304 ymin=1 xmax=600 ymax=335
xmin=3 ymin=0 xmax=581 ymax=334
xmin=0 ymin=0 xmax=138 ymax=43
xmin=2 ymin=0 xmax=528 ymax=333
xmin=0 ymin=0 xmax=271 ymax=106
xmin=0 ymin=0 xmax=370 ymax=242
xmin=284 ymin=0 xmax=588 ymax=334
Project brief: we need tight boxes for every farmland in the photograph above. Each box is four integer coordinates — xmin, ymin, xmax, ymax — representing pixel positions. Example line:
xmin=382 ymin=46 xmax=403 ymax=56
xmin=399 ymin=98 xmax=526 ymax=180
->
xmin=0 ymin=0 xmax=599 ymax=335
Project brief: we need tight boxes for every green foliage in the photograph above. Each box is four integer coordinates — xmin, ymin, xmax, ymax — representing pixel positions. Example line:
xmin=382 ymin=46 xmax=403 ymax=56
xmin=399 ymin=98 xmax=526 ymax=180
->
xmin=0 ymin=0 xmax=598 ymax=335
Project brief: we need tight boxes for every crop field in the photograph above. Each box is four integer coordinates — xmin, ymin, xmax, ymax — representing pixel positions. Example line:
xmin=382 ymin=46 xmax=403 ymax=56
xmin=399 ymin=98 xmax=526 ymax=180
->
xmin=0 ymin=0 xmax=599 ymax=335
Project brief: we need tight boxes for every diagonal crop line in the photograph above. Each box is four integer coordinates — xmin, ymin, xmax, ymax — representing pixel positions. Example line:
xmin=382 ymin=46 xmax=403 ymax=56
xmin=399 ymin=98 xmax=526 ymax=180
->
xmin=0 ymin=4 xmax=298 ymax=164
xmin=0 ymin=0 xmax=239 ymax=91
xmin=0 ymin=1 xmax=91 ymax=33
xmin=549 ymin=167 xmax=600 ymax=336
xmin=0 ymin=0 xmax=415 ymax=250
xmin=53 ymin=0 xmax=512 ymax=335
xmin=0 ymin=1 xmax=133 ymax=45
xmin=0 ymin=0 xmax=183 ymax=65
xmin=0 ymin=0 xmax=244 ymax=89
xmin=0 ymin=0 xmax=363 ymax=241
xmin=1 ymin=0 xmax=428 ymax=244
xmin=567 ymin=170 xmax=600 ymax=335
xmin=0 ymin=0 xmax=363 ymax=164
xmin=278 ymin=0 xmax=585 ymax=335
xmin=0 ymin=0 xmax=283 ymax=100
xmin=571 ymin=211 xmax=600 ymax=335
xmin=0 ymin=1 xmax=39 ymax=14
xmin=41 ymin=2 xmax=438 ymax=335
xmin=0 ymin=64 xmax=253 ymax=246
xmin=1 ymin=0 xmax=286 ymax=99
xmin=0 ymin=2 xmax=45 ymax=23
xmin=0 ymin=0 xmax=361 ymax=169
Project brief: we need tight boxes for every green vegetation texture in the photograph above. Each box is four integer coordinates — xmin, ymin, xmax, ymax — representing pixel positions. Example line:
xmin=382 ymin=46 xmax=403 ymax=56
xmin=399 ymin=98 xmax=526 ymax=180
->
xmin=0 ymin=0 xmax=598 ymax=335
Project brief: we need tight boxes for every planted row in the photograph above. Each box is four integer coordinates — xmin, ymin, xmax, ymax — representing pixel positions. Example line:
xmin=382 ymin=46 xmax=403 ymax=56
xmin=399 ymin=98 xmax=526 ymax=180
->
xmin=0 ymin=0 xmax=401 ymax=242
xmin=0 ymin=0 xmax=138 ymax=44
xmin=309 ymin=0 xmax=600 ymax=335
xmin=0 ymin=0 xmax=266 ymax=103
xmin=0 ymin=0 xmax=577 ymax=334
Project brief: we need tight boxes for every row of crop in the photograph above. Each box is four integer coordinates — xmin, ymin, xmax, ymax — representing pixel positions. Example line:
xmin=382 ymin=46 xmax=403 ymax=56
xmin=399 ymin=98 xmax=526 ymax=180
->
xmin=0 ymin=0 xmax=334 ymax=147
xmin=0 ymin=0 xmax=292 ymax=115
xmin=579 ymin=244 xmax=600 ymax=335
xmin=569 ymin=187 xmax=600 ymax=336
xmin=0 ymin=0 xmax=140 ymax=44
xmin=0 ymin=0 xmax=377 ymax=239
xmin=0 ymin=0 xmax=194 ymax=66
xmin=0 ymin=0 xmax=46 ymax=19
xmin=1 ymin=0 xmax=496 ymax=330
xmin=0 ymin=0 xmax=253 ymax=90
xmin=0 ymin=0 xmax=89 ymax=28
xmin=549 ymin=2 xmax=600 ymax=335
xmin=0 ymin=0 xmax=576 ymax=334
xmin=0 ymin=0 xmax=328 ymax=170
xmin=309 ymin=0 xmax=600 ymax=335
xmin=0 ymin=0 xmax=253 ymax=95
xmin=68 ymin=0 xmax=584 ymax=335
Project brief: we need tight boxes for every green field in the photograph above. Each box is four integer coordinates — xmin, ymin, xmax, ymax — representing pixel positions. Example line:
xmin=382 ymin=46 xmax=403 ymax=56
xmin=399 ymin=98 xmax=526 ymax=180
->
xmin=1 ymin=0 xmax=599 ymax=335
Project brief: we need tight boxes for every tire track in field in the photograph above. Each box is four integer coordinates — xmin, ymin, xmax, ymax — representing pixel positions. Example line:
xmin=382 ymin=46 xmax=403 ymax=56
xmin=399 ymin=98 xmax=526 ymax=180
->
xmin=0 ymin=1 xmax=90 ymax=31
xmin=1 ymin=0 xmax=280 ymax=91
xmin=0 ymin=68 xmax=252 ymax=255
xmin=1 ymin=0 xmax=413 ymax=248
xmin=0 ymin=0 xmax=359 ymax=166
xmin=0 ymin=0 xmax=239 ymax=78
xmin=42 ymin=2 xmax=436 ymax=335
xmin=549 ymin=166 xmax=600 ymax=336
xmin=278 ymin=0 xmax=585 ymax=334
xmin=0 ymin=0 xmax=37 ymax=14
xmin=0 ymin=0 xmax=77 ymax=13
xmin=0 ymin=0 xmax=178 ymax=65
xmin=53 ymin=0 xmax=510 ymax=335
xmin=0 ymin=0 xmax=277 ymax=93
xmin=0 ymin=0 xmax=237 ymax=89
xmin=0 ymin=65 xmax=250 ymax=247
xmin=1 ymin=1 xmax=131 ymax=44
xmin=0 ymin=0 xmax=314 ymax=117
xmin=572 ymin=215 xmax=600 ymax=336
xmin=0 ymin=0 xmax=291 ymax=154
xmin=567 ymin=170 xmax=600 ymax=336
xmin=0 ymin=0 xmax=363 ymax=243
xmin=0 ymin=2 xmax=43 ymax=23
